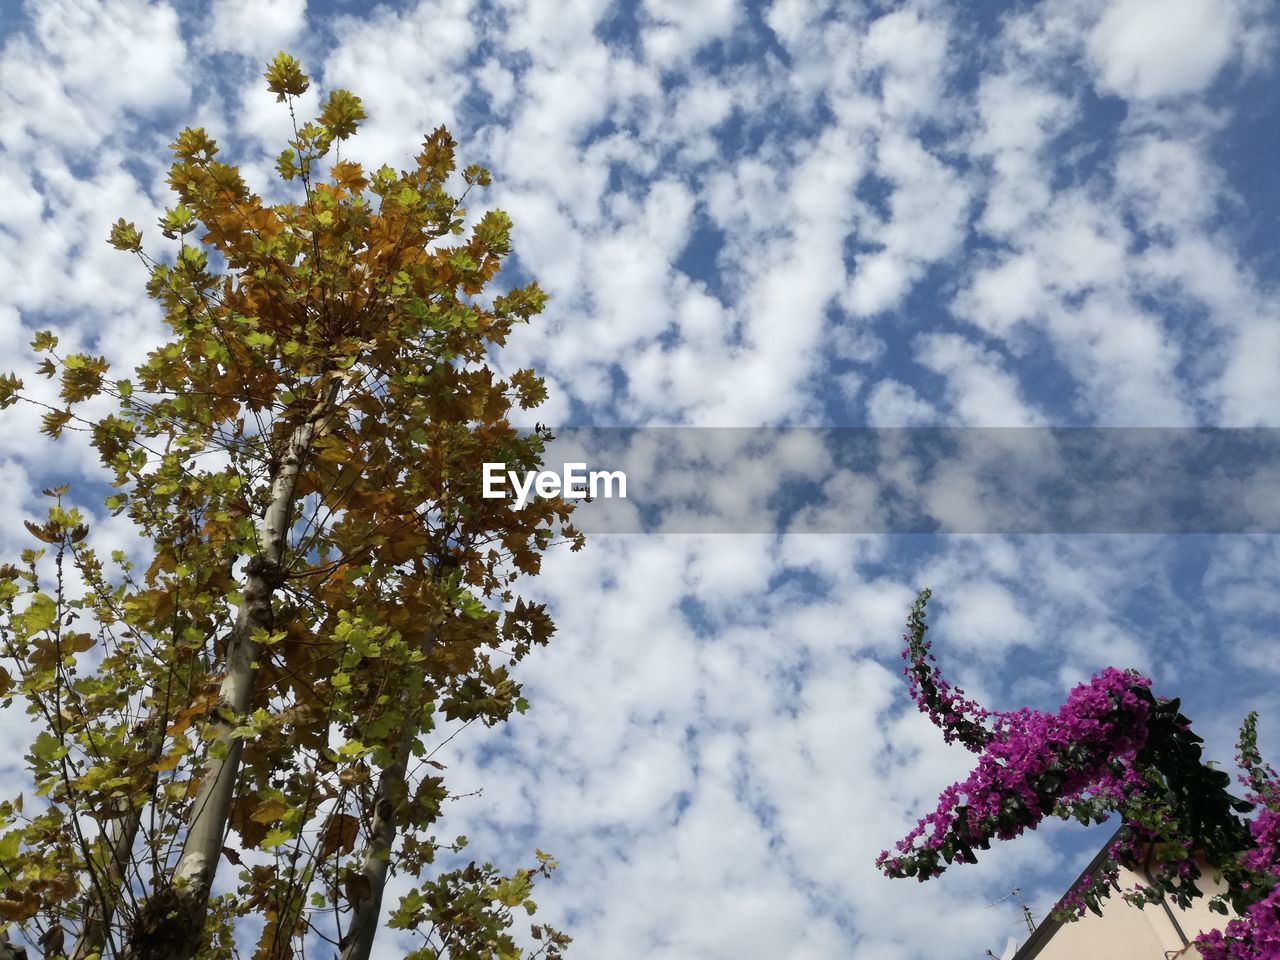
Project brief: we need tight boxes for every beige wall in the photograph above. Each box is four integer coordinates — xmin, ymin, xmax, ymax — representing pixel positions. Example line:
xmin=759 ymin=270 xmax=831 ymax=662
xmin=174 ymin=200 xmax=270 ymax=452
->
xmin=1021 ymin=858 xmax=1232 ymax=960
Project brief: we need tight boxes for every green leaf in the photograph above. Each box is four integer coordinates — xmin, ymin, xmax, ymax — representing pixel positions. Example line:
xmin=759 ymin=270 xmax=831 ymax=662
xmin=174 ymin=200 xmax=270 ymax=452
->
xmin=263 ymin=52 xmax=309 ymax=102
xmin=30 ymin=730 xmax=65 ymax=764
xmin=107 ymin=218 xmax=143 ymax=252
xmin=319 ymin=89 xmax=367 ymax=140
xmin=0 ymin=831 xmax=21 ymax=861
xmin=276 ymin=148 xmax=298 ymax=182
xmin=159 ymin=204 xmax=197 ymax=238
xmin=261 ymin=826 xmax=295 ymax=851
xmin=22 ymin=593 xmax=57 ymax=633
xmin=244 ymin=331 xmax=274 ymax=349
xmin=0 ymin=372 xmax=22 ymax=409
xmin=31 ymin=330 xmax=58 ymax=352
xmin=492 ymin=871 xmax=532 ymax=907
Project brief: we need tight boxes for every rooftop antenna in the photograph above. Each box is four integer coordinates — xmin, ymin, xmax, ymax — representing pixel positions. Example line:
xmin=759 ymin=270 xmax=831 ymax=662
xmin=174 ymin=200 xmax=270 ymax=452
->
xmin=987 ymin=888 xmax=1037 ymax=934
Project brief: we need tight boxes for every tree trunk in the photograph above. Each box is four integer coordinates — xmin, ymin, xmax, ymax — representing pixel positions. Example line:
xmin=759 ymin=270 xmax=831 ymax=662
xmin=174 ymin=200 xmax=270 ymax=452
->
xmin=0 ymin=929 xmax=28 ymax=960
xmin=70 ymin=796 xmax=145 ymax=960
xmin=339 ymin=728 xmax=415 ymax=960
xmin=123 ymin=407 xmax=325 ymax=960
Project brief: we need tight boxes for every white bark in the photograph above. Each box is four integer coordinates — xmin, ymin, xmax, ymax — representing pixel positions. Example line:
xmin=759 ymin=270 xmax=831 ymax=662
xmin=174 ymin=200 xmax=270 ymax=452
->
xmin=0 ymin=929 xmax=27 ymax=960
xmin=339 ymin=728 xmax=414 ymax=960
xmin=124 ymin=398 xmax=331 ymax=960
xmin=70 ymin=797 xmax=143 ymax=960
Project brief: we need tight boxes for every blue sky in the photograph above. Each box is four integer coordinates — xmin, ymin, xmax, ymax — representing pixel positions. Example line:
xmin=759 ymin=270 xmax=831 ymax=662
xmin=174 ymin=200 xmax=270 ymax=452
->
xmin=2 ymin=0 xmax=1280 ymax=957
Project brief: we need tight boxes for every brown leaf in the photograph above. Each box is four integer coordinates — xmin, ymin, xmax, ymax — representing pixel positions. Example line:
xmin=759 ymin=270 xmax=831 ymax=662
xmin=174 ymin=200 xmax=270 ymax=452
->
xmin=40 ymin=920 xmax=65 ymax=955
xmin=23 ymin=520 xmax=59 ymax=545
xmin=318 ymin=813 xmax=359 ymax=859
xmin=230 ymin=793 xmax=270 ymax=849
xmin=338 ymin=764 xmax=370 ymax=788
xmin=0 ymin=890 xmax=38 ymax=921
xmin=343 ymin=869 xmax=372 ymax=906
xmin=48 ymin=872 xmax=77 ymax=899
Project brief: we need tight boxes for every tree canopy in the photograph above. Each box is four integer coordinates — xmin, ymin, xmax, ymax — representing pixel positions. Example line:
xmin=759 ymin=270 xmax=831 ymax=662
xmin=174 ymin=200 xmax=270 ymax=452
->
xmin=0 ymin=52 xmax=577 ymax=960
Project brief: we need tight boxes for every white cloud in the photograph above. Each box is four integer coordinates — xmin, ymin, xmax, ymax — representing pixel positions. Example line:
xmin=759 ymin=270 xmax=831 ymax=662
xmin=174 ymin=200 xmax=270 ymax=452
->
xmin=968 ymin=65 xmax=1078 ymax=238
xmin=206 ymin=0 xmax=307 ymax=59
xmin=973 ymin=73 xmax=1076 ymax=158
xmin=1087 ymin=0 xmax=1240 ymax=100
xmin=762 ymin=0 xmax=827 ymax=50
xmin=844 ymin=132 xmax=970 ymax=318
xmin=1214 ymin=315 xmax=1280 ymax=425
xmin=1060 ymin=621 xmax=1151 ymax=674
xmin=863 ymin=8 xmax=951 ymax=120
xmin=845 ymin=250 xmax=912 ymax=318
xmin=703 ymin=155 xmax=788 ymax=246
xmin=915 ymin=334 xmax=1043 ymax=426
xmin=1114 ymin=134 xmax=1224 ymax=231
xmin=0 ymin=153 xmax=162 ymax=317
xmin=1202 ymin=538 xmax=1280 ymax=675
xmin=475 ymin=56 xmax=517 ymax=114
xmin=954 ymin=252 xmax=1045 ymax=336
xmin=1045 ymin=292 xmax=1192 ymax=424
xmin=641 ymin=0 xmax=739 ymax=69
xmin=0 ymin=155 xmax=45 ymax=236
xmin=321 ymin=0 xmax=478 ymax=167
xmin=0 ymin=0 xmax=188 ymax=152
xmin=865 ymin=379 xmax=939 ymax=426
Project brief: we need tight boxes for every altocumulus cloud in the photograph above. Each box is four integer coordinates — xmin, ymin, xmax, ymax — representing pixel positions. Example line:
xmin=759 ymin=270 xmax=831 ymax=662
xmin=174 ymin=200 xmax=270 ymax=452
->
xmin=1 ymin=0 xmax=1279 ymax=957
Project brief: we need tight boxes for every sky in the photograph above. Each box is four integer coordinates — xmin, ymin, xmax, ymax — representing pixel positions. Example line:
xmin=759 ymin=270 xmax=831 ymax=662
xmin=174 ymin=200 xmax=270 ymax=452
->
xmin=1 ymin=0 xmax=1280 ymax=958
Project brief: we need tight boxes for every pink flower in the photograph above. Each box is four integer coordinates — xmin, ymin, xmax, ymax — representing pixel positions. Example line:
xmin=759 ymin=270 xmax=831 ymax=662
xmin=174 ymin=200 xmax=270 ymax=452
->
xmin=880 ymin=589 xmax=1278 ymax=960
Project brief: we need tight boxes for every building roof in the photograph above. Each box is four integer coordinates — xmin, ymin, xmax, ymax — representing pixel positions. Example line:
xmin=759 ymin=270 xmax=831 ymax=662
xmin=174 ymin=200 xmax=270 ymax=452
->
xmin=1010 ymin=828 xmax=1126 ymax=960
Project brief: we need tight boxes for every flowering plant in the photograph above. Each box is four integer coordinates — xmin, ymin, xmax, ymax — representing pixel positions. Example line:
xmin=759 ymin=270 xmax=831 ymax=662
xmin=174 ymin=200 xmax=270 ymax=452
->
xmin=1196 ymin=714 xmax=1280 ymax=960
xmin=878 ymin=589 xmax=1277 ymax=960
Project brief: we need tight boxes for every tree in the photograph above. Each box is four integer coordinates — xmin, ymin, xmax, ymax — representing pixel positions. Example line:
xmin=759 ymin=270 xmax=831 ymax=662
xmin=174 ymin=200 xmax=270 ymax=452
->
xmin=0 ymin=53 xmax=578 ymax=960
xmin=878 ymin=589 xmax=1279 ymax=960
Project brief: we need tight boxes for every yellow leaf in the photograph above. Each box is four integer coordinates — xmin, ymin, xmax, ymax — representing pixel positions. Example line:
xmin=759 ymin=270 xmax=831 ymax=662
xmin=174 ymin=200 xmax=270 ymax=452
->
xmin=151 ymin=750 xmax=185 ymax=773
xmin=250 ymin=798 xmax=290 ymax=825
xmin=60 ymin=632 xmax=94 ymax=655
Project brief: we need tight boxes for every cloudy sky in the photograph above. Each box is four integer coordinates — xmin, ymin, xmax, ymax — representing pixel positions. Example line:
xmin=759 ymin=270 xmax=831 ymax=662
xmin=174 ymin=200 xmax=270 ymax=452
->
xmin=2 ymin=0 xmax=1280 ymax=957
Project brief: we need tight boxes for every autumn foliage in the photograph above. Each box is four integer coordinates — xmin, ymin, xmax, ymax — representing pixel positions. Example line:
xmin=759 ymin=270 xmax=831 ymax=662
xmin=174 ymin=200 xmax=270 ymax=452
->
xmin=0 ymin=53 xmax=576 ymax=960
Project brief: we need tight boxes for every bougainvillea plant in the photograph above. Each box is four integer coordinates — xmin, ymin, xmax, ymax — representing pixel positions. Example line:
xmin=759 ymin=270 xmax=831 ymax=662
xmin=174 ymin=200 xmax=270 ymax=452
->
xmin=878 ymin=589 xmax=1279 ymax=960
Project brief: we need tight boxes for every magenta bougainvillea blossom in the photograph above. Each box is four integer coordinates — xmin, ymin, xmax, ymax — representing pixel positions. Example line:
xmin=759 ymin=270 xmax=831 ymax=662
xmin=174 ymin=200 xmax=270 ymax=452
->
xmin=878 ymin=590 xmax=1157 ymax=881
xmin=1196 ymin=808 xmax=1280 ymax=960
xmin=879 ymin=589 xmax=1278 ymax=960
xmin=877 ymin=665 xmax=1155 ymax=876
xmin=1196 ymin=721 xmax=1280 ymax=960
